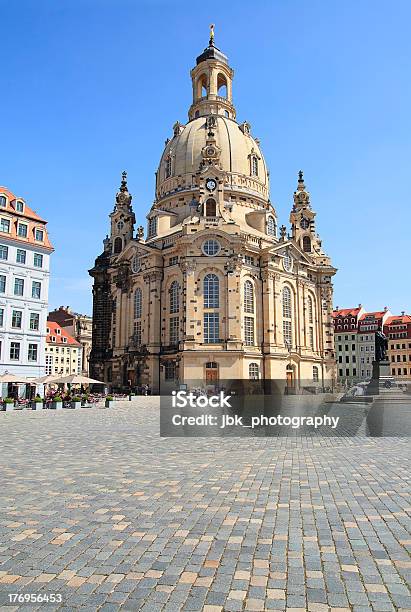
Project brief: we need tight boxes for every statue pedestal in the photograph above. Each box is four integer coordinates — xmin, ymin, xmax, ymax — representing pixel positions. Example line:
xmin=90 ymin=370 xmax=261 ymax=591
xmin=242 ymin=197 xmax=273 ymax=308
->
xmin=366 ymin=360 xmax=391 ymax=395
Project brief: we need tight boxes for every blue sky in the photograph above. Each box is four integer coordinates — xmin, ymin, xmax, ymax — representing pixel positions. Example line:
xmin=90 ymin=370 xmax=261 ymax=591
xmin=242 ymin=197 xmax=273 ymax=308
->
xmin=1 ymin=0 xmax=410 ymax=315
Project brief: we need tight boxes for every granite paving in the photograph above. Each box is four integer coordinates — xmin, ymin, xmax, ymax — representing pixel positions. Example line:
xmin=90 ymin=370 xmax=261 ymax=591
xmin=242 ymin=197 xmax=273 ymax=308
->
xmin=0 ymin=399 xmax=410 ymax=611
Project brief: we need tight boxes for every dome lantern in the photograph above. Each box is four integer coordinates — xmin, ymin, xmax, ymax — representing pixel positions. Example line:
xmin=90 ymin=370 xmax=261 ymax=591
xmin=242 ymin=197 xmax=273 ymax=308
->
xmin=188 ymin=26 xmax=236 ymax=121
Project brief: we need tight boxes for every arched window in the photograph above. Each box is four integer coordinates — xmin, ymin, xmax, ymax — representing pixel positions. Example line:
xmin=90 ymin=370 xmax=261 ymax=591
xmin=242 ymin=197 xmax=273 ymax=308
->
xmin=217 ymin=74 xmax=227 ymax=98
xmin=113 ymin=237 xmax=123 ymax=254
xmin=251 ymin=156 xmax=258 ymax=176
xmin=307 ymin=295 xmax=314 ymax=324
xmin=303 ymin=236 xmax=311 ymax=252
xmin=283 ymin=286 xmax=292 ymax=348
xmin=244 ymin=280 xmax=254 ymax=313
xmin=205 ymin=198 xmax=216 ymax=217
xmin=282 ymin=286 xmax=292 ymax=319
xmin=134 ymin=288 xmax=142 ymax=319
xmin=249 ymin=363 xmax=259 ymax=380
xmin=196 ymin=74 xmax=207 ymax=98
xmin=165 ymin=157 xmax=172 ymax=179
xmin=169 ymin=281 xmax=180 ymax=314
xmin=204 ymin=274 xmax=219 ymax=308
xmin=267 ymin=216 xmax=277 ymax=237
xmin=148 ymin=217 xmax=157 ymax=238
xmin=313 ymin=366 xmax=319 ymax=382
xmin=0 ymin=195 xmax=6 ymax=208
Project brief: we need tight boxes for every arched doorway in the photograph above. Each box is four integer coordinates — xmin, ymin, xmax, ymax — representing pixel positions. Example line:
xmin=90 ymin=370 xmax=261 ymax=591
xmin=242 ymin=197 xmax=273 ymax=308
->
xmin=286 ymin=364 xmax=296 ymax=393
xmin=205 ymin=361 xmax=218 ymax=384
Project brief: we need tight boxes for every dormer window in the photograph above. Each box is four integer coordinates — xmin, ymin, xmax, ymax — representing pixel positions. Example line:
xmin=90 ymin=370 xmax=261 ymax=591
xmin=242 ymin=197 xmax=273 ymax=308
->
xmin=148 ymin=217 xmax=157 ymax=238
xmin=0 ymin=196 xmax=6 ymax=208
xmin=16 ymin=201 xmax=24 ymax=213
xmin=0 ymin=218 xmax=10 ymax=233
xmin=18 ymin=223 xmax=28 ymax=238
xmin=35 ymin=228 xmax=44 ymax=242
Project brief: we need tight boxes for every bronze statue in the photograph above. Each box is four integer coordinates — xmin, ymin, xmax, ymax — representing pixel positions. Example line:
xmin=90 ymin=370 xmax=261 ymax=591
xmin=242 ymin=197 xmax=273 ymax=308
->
xmin=375 ymin=330 xmax=388 ymax=362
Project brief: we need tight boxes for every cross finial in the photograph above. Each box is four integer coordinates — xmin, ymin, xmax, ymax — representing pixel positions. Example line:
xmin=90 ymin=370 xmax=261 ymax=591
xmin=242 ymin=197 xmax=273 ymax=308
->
xmin=209 ymin=24 xmax=215 ymax=46
xmin=298 ymin=170 xmax=304 ymax=182
xmin=120 ymin=170 xmax=128 ymax=192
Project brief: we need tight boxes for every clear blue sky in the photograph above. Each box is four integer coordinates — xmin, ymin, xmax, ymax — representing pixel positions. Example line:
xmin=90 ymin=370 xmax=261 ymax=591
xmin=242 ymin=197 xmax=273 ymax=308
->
xmin=1 ymin=0 xmax=410 ymax=315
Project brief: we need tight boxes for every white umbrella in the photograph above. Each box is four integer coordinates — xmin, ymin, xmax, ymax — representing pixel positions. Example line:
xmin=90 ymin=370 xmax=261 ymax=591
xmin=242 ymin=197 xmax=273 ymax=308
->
xmin=49 ymin=374 xmax=104 ymax=385
xmin=0 ymin=371 xmax=29 ymax=384
xmin=33 ymin=374 xmax=60 ymax=384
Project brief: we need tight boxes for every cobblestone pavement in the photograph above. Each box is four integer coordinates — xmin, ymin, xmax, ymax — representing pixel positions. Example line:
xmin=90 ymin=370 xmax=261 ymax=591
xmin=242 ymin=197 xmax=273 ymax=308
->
xmin=0 ymin=399 xmax=410 ymax=611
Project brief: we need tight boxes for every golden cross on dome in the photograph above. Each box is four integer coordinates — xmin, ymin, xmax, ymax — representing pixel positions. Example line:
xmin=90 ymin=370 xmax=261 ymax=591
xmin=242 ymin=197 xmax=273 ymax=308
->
xmin=209 ymin=24 xmax=215 ymax=46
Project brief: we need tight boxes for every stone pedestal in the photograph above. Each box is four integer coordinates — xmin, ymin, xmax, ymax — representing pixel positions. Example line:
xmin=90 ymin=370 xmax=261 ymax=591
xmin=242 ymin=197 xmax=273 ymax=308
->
xmin=366 ymin=360 xmax=390 ymax=395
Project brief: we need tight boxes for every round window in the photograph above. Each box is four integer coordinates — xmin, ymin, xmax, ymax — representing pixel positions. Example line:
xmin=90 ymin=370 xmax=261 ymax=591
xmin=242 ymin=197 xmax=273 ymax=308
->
xmin=202 ymin=239 xmax=220 ymax=256
xmin=131 ymin=255 xmax=141 ymax=273
xmin=283 ymin=251 xmax=293 ymax=272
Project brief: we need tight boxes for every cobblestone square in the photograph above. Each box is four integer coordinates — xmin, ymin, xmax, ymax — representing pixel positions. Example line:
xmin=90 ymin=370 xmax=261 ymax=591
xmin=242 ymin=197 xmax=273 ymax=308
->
xmin=0 ymin=400 xmax=410 ymax=611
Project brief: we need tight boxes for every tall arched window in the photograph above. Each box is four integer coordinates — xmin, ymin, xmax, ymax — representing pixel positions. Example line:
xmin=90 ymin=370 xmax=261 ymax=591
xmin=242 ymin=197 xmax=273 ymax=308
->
xmin=204 ymin=274 xmax=220 ymax=343
xmin=244 ymin=280 xmax=254 ymax=313
xmin=283 ymin=286 xmax=292 ymax=319
xmin=249 ymin=363 xmax=259 ymax=380
xmin=313 ymin=366 xmax=319 ymax=382
xmin=113 ymin=237 xmax=122 ymax=254
xmin=165 ymin=156 xmax=172 ymax=178
xmin=303 ymin=236 xmax=311 ymax=252
xmin=282 ymin=286 xmax=292 ymax=348
xmin=169 ymin=281 xmax=180 ymax=314
xmin=134 ymin=288 xmax=142 ymax=319
xmin=204 ymin=274 xmax=219 ymax=308
xmin=307 ymin=295 xmax=314 ymax=324
xmin=148 ymin=217 xmax=157 ymax=238
xmin=133 ymin=288 xmax=142 ymax=346
xmin=267 ymin=216 xmax=277 ymax=237
xmin=205 ymin=199 xmax=216 ymax=217
xmin=251 ymin=156 xmax=258 ymax=176
xmin=217 ymin=73 xmax=228 ymax=98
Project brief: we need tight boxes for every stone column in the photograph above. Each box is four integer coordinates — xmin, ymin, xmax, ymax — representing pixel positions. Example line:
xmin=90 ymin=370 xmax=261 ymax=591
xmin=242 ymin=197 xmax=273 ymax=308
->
xmin=180 ymin=258 xmax=197 ymax=348
xmin=225 ymin=257 xmax=242 ymax=350
xmin=262 ymin=269 xmax=276 ymax=352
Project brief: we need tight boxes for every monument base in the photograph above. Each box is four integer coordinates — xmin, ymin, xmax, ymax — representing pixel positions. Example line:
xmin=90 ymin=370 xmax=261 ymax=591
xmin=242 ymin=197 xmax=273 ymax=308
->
xmin=366 ymin=360 xmax=391 ymax=396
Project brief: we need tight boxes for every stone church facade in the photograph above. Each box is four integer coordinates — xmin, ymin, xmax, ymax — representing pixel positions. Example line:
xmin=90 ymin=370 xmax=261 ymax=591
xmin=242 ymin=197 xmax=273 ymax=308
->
xmin=89 ymin=36 xmax=336 ymax=393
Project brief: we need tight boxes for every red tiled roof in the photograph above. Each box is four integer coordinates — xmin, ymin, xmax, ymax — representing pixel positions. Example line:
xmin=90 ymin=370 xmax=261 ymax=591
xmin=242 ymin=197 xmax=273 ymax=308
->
xmin=46 ymin=321 xmax=81 ymax=347
xmin=359 ymin=311 xmax=386 ymax=321
xmin=332 ymin=307 xmax=362 ymax=318
xmin=385 ymin=315 xmax=411 ymax=326
xmin=0 ymin=186 xmax=53 ymax=251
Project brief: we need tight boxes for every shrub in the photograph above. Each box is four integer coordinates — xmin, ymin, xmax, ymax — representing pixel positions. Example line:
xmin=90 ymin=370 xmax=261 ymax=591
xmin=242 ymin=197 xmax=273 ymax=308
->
xmin=72 ymin=396 xmax=82 ymax=402
xmin=34 ymin=395 xmax=43 ymax=402
xmin=106 ymin=395 xmax=113 ymax=401
xmin=4 ymin=397 xmax=15 ymax=404
xmin=53 ymin=395 xmax=62 ymax=402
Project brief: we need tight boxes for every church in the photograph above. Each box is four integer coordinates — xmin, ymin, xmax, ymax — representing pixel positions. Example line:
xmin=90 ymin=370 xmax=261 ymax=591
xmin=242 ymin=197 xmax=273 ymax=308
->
xmin=89 ymin=32 xmax=336 ymax=394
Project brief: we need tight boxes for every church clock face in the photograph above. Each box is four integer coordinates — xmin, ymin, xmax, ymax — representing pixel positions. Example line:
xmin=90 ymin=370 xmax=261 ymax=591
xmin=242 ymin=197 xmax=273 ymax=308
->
xmin=300 ymin=218 xmax=309 ymax=229
xmin=205 ymin=178 xmax=217 ymax=192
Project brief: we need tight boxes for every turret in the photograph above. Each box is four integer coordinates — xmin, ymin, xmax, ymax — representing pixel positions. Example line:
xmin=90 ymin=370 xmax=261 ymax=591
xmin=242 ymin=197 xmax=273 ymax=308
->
xmin=109 ymin=171 xmax=136 ymax=255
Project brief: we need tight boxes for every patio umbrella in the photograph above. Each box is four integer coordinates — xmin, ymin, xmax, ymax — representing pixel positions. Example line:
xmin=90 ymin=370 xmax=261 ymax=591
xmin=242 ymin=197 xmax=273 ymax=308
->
xmin=33 ymin=374 xmax=61 ymax=384
xmin=49 ymin=374 xmax=104 ymax=385
xmin=0 ymin=372 xmax=29 ymax=384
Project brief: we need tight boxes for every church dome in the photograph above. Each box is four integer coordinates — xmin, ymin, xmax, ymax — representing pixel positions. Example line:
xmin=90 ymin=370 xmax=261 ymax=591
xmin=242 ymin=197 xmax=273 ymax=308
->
xmin=157 ymin=116 xmax=269 ymax=199
xmin=155 ymin=33 xmax=270 ymax=204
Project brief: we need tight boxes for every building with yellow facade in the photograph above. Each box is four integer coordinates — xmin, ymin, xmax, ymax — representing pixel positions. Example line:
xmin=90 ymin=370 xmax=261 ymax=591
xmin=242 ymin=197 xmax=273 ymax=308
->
xmin=89 ymin=35 xmax=336 ymax=393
